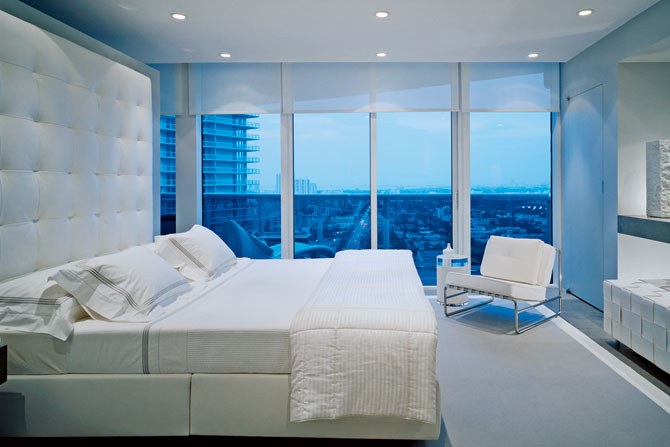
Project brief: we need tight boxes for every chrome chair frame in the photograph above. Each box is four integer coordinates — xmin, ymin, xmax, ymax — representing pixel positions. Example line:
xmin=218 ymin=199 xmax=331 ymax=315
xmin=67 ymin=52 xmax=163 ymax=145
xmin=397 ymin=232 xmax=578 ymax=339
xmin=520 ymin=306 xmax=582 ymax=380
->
xmin=443 ymin=250 xmax=562 ymax=334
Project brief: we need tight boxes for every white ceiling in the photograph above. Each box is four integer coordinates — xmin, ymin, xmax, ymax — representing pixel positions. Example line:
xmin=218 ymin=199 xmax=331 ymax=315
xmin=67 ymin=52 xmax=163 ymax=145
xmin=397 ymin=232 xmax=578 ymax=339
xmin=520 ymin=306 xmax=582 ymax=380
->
xmin=19 ymin=0 xmax=661 ymax=63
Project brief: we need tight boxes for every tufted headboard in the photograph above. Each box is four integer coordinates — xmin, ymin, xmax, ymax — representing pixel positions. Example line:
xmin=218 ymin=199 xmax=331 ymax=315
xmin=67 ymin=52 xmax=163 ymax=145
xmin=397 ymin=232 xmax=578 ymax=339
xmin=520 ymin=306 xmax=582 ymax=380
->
xmin=0 ymin=10 xmax=153 ymax=282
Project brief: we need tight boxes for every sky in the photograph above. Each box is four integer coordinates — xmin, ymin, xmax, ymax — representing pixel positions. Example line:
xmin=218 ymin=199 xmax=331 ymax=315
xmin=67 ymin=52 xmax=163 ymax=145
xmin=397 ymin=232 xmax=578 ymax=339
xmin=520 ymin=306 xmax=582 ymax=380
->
xmin=252 ymin=112 xmax=551 ymax=192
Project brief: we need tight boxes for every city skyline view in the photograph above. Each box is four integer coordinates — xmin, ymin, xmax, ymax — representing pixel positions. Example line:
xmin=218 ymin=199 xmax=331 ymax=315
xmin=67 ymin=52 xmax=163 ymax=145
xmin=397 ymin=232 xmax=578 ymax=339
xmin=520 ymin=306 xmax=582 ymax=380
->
xmin=252 ymin=112 xmax=550 ymax=192
xmin=160 ymin=111 xmax=552 ymax=284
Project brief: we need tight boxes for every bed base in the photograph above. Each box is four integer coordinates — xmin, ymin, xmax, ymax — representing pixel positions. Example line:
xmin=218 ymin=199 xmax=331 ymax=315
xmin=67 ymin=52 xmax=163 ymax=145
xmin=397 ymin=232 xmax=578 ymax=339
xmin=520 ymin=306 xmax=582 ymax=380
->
xmin=0 ymin=374 xmax=191 ymax=436
xmin=0 ymin=374 xmax=441 ymax=439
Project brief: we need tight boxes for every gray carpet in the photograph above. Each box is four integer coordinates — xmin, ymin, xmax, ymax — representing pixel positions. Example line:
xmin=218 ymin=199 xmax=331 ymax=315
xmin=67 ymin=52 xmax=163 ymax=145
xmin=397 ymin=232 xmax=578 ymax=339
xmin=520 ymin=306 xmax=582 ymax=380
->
xmin=423 ymin=298 xmax=670 ymax=447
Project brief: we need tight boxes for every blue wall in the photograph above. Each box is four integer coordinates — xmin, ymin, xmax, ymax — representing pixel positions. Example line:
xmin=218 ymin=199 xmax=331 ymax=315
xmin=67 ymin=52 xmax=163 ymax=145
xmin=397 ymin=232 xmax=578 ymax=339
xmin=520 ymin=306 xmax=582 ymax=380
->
xmin=561 ymin=0 xmax=670 ymax=300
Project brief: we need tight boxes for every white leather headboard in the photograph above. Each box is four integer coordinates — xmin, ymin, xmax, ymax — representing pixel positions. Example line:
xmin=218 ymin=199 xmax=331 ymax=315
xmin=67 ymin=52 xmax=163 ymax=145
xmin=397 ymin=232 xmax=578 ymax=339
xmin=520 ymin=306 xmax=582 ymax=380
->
xmin=0 ymin=10 xmax=153 ymax=282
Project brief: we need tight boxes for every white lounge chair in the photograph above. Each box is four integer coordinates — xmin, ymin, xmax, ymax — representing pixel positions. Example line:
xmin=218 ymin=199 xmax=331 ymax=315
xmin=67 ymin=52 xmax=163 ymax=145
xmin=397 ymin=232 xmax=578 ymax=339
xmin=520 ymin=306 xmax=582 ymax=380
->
xmin=444 ymin=235 xmax=562 ymax=334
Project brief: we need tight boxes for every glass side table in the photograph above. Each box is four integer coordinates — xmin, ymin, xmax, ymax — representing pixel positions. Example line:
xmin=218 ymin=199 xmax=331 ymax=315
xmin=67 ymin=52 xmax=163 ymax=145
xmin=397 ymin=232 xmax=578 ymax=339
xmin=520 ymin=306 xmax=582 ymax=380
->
xmin=436 ymin=253 xmax=469 ymax=305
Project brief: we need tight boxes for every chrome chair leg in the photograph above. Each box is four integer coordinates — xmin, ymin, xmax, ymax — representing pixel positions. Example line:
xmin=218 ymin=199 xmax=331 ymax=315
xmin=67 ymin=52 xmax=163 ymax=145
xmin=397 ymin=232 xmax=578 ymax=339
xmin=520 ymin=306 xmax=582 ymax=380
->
xmin=445 ymin=285 xmax=562 ymax=334
xmin=443 ymin=287 xmax=493 ymax=317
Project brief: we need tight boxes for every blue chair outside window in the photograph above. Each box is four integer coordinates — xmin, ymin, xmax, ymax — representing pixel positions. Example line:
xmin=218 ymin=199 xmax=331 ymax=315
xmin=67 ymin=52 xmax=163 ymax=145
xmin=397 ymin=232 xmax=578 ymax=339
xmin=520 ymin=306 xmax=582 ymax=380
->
xmin=219 ymin=220 xmax=335 ymax=259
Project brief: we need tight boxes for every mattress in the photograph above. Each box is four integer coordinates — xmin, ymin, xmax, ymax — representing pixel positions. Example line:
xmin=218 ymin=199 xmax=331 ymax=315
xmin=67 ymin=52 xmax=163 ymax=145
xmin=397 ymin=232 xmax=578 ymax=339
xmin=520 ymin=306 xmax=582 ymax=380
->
xmin=4 ymin=258 xmax=331 ymax=375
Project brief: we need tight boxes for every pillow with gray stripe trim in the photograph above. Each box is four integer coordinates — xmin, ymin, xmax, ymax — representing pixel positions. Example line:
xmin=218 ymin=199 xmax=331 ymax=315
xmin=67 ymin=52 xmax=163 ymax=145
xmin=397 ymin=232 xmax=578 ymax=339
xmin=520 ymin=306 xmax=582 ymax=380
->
xmin=154 ymin=224 xmax=237 ymax=281
xmin=0 ymin=266 xmax=86 ymax=340
xmin=51 ymin=246 xmax=191 ymax=322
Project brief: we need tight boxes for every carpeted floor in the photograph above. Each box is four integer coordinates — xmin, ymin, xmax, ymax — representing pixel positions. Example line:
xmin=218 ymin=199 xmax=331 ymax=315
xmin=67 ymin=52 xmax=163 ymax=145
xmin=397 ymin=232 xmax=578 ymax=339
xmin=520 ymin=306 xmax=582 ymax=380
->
xmin=559 ymin=293 xmax=670 ymax=394
xmin=422 ymin=297 xmax=670 ymax=447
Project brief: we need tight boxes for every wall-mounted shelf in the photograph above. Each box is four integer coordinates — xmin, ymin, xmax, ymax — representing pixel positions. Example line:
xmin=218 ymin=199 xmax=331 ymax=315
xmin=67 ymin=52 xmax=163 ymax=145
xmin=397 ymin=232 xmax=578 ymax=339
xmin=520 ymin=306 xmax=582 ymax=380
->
xmin=618 ymin=215 xmax=670 ymax=244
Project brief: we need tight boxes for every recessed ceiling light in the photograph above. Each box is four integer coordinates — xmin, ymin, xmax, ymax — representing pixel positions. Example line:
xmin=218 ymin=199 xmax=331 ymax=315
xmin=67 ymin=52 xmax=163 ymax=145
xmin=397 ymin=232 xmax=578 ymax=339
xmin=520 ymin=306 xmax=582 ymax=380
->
xmin=527 ymin=52 xmax=540 ymax=58
xmin=577 ymin=9 xmax=594 ymax=17
xmin=376 ymin=52 xmax=387 ymax=58
xmin=170 ymin=13 xmax=187 ymax=20
xmin=375 ymin=11 xmax=389 ymax=18
xmin=220 ymin=53 xmax=232 ymax=58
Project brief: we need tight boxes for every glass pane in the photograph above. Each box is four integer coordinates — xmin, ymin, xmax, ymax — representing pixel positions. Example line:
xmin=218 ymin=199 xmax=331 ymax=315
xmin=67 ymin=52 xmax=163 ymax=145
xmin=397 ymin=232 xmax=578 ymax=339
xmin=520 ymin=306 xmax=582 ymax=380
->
xmin=377 ymin=112 xmax=452 ymax=285
xmin=293 ymin=113 xmax=370 ymax=256
xmin=470 ymin=112 xmax=552 ymax=274
xmin=201 ymin=114 xmax=281 ymax=258
xmin=159 ymin=115 xmax=176 ymax=235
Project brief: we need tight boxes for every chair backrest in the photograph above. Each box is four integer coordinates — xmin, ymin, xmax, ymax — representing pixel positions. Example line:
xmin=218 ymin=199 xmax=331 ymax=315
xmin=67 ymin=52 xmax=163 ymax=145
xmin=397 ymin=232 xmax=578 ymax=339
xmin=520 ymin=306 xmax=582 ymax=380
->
xmin=480 ymin=236 xmax=555 ymax=286
xmin=218 ymin=220 xmax=274 ymax=259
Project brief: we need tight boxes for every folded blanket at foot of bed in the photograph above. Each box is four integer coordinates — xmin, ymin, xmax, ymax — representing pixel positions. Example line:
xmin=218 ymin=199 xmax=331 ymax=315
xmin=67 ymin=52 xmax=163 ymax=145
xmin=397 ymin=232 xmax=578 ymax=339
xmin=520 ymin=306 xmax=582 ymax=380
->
xmin=290 ymin=249 xmax=438 ymax=423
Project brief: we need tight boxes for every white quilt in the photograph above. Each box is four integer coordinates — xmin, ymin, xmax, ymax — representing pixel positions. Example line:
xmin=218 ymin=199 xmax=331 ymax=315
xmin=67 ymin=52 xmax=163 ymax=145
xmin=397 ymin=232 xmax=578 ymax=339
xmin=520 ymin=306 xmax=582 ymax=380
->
xmin=289 ymin=250 xmax=438 ymax=423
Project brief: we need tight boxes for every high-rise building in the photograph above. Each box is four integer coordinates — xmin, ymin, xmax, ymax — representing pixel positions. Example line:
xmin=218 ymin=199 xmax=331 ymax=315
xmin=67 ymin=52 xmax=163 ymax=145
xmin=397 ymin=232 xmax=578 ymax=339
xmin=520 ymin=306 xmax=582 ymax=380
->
xmin=159 ymin=114 xmax=262 ymax=235
xmin=159 ymin=115 xmax=176 ymax=235
xmin=201 ymin=115 xmax=260 ymax=194
xmin=201 ymin=115 xmax=262 ymax=235
xmin=294 ymin=178 xmax=310 ymax=195
xmin=275 ymin=174 xmax=318 ymax=195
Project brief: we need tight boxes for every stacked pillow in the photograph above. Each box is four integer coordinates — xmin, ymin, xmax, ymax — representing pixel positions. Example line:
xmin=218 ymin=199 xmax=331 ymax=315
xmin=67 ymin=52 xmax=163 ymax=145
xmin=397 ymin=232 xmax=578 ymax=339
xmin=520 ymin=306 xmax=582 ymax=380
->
xmin=0 ymin=267 xmax=86 ymax=340
xmin=0 ymin=225 xmax=237 ymax=339
xmin=51 ymin=246 xmax=191 ymax=322
xmin=154 ymin=224 xmax=237 ymax=281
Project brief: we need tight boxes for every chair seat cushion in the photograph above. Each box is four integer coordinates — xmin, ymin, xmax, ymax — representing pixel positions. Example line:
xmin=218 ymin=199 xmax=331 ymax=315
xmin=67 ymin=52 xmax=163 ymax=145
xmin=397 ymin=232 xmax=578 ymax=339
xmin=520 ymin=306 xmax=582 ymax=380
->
xmin=446 ymin=272 xmax=547 ymax=302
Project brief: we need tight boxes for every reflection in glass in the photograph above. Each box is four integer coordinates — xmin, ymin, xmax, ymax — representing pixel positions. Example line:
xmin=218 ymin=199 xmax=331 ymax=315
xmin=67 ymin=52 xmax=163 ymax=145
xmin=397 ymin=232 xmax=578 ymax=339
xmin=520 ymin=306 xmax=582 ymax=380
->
xmin=470 ymin=112 xmax=552 ymax=274
xmin=159 ymin=115 xmax=176 ymax=235
xmin=293 ymin=113 xmax=371 ymax=255
xmin=201 ymin=114 xmax=281 ymax=258
xmin=377 ymin=112 xmax=452 ymax=285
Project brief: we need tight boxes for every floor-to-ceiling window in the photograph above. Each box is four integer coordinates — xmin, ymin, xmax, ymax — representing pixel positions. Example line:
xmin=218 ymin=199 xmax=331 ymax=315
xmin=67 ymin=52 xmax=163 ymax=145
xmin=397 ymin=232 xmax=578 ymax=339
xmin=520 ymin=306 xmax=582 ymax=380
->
xmin=293 ymin=113 xmax=371 ymax=255
xmin=469 ymin=112 xmax=552 ymax=274
xmin=159 ymin=62 xmax=558 ymax=282
xmin=377 ymin=112 xmax=452 ymax=284
xmin=201 ymin=114 xmax=281 ymax=256
xmin=159 ymin=115 xmax=176 ymax=235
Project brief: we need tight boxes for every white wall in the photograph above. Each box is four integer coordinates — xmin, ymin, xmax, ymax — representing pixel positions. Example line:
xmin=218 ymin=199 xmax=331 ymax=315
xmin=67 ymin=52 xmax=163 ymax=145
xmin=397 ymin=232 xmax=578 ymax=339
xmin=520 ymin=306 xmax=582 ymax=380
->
xmin=618 ymin=63 xmax=670 ymax=216
xmin=618 ymin=234 xmax=670 ymax=280
xmin=561 ymin=0 xmax=670 ymax=284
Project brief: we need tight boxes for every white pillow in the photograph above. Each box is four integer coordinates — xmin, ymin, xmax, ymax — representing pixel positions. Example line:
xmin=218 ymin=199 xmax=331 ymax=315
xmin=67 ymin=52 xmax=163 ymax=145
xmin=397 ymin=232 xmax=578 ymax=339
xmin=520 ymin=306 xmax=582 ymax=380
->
xmin=51 ymin=246 xmax=190 ymax=322
xmin=0 ymin=268 xmax=86 ymax=341
xmin=155 ymin=224 xmax=237 ymax=281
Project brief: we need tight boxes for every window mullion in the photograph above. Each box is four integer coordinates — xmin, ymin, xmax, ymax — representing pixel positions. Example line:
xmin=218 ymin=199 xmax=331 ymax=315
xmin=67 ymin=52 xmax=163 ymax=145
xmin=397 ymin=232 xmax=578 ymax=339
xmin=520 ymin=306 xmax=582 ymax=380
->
xmin=280 ymin=113 xmax=295 ymax=259
xmin=370 ymin=112 xmax=378 ymax=250
xmin=453 ymin=111 xmax=471 ymax=260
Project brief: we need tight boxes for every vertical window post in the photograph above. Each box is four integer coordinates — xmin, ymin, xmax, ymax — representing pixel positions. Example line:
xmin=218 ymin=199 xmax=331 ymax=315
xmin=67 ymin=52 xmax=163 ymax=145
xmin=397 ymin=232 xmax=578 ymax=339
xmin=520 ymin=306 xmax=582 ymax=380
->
xmin=175 ymin=115 xmax=202 ymax=232
xmin=370 ymin=112 xmax=378 ymax=249
xmin=281 ymin=113 xmax=295 ymax=259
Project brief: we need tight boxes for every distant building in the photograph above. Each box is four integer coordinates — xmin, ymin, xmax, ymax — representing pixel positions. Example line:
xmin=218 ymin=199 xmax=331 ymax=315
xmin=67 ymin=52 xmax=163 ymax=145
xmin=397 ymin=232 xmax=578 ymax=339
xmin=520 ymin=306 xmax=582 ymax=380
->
xmin=201 ymin=114 xmax=260 ymax=194
xmin=159 ymin=115 xmax=176 ymax=234
xmin=160 ymin=114 xmax=264 ymax=235
xmin=201 ymin=115 xmax=262 ymax=234
xmin=276 ymin=175 xmax=318 ymax=194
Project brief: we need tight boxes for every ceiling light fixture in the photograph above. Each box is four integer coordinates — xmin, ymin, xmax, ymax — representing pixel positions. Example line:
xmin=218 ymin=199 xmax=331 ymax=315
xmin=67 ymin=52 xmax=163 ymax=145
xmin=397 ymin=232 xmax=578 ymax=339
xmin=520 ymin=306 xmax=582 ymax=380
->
xmin=375 ymin=11 xmax=389 ymax=18
xmin=376 ymin=52 xmax=387 ymax=58
xmin=170 ymin=13 xmax=187 ymax=20
xmin=220 ymin=53 xmax=232 ymax=58
xmin=577 ymin=9 xmax=594 ymax=17
xmin=527 ymin=52 xmax=540 ymax=58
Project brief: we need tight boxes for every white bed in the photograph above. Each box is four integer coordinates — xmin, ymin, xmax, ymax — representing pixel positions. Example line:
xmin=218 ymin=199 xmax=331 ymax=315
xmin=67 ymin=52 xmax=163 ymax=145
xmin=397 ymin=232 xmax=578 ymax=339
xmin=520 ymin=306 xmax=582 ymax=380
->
xmin=4 ymin=258 xmax=329 ymax=375
xmin=0 ymin=9 xmax=441 ymax=439
xmin=2 ymin=255 xmax=441 ymax=438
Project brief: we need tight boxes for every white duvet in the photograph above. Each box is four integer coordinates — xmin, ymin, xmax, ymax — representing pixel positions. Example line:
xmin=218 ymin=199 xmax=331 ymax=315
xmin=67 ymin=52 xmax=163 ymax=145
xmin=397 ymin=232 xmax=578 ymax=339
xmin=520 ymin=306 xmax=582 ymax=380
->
xmin=289 ymin=250 xmax=438 ymax=423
